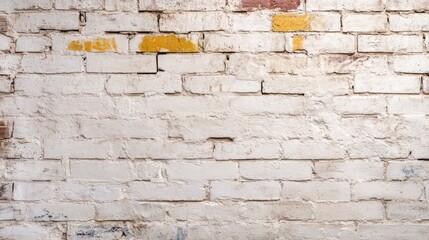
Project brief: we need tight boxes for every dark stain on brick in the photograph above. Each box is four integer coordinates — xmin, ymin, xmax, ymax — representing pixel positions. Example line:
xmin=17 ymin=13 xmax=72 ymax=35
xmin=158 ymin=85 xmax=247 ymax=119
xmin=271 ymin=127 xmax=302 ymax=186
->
xmin=0 ymin=16 xmax=8 ymax=32
xmin=242 ymin=0 xmax=301 ymax=11
xmin=0 ymin=183 xmax=12 ymax=200
xmin=0 ymin=120 xmax=12 ymax=140
xmin=176 ymin=227 xmax=187 ymax=240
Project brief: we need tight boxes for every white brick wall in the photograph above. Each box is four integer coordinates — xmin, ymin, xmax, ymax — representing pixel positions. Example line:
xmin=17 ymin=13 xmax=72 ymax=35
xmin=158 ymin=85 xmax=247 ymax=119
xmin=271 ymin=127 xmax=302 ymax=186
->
xmin=2 ymin=0 xmax=429 ymax=239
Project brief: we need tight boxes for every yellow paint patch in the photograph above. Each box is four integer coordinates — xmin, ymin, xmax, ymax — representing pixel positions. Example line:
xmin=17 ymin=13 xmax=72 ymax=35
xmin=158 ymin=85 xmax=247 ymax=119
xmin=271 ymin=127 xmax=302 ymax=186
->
xmin=272 ymin=14 xmax=314 ymax=32
xmin=138 ymin=35 xmax=198 ymax=53
xmin=292 ymin=35 xmax=304 ymax=51
xmin=67 ymin=37 xmax=118 ymax=52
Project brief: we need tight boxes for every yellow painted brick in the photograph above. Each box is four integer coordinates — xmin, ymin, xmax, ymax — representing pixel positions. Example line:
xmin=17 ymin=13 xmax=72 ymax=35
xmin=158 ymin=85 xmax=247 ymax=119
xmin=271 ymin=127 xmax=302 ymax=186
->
xmin=67 ymin=37 xmax=118 ymax=52
xmin=137 ymin=35 xmax=199 ymax=53
xmin=273 ymin=14 xmax=313 ymax=32
xmin=292 ymin=35 xmax=305 ymax=51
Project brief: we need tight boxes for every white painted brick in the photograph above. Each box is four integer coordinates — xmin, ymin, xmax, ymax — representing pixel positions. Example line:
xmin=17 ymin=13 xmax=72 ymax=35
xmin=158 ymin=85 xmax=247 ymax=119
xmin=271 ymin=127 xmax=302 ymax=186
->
xmin=57 ymin=183 xmax=123 ymax=202
xmin=168 ymin=203 xmax=240 ymax=221
xmin=29 ymin=204 xmax=95 ymax=221
xmin=126 ymin=140 xmax=213 ymax=160
xmin=348 ymin=139 xmax=409 ymax=159
xmin=359 ymin=35 xmax=423 ymax=53
xmin=274 ymin=13 xmax=341 ymax=32
xmin=105 ymin=0 xmax=138 ymax=12
xmin=13 ymin=12 xmax=80 ymax=33
xmin=282 ymin=140 xmax=346 ymax=160
xmin=70 ymin=160 xmax=135 ymax=182
xmin=51 ymin=33 xmax=129 ymax=54
xmin=320 ymin=55 xmax=389 ymax=74
xmin=106 ymin=73 xmax=182 ymax=94
xmin=343 ymin=14 xmax=387 ymax=32
xmin=0 ymin=224 xmax=62 ymax=240
xmin=394 ymin=55 xmax=429 ymax=73
xmin=87 ymin=54 xmax=157 ymax=73
xmin=354 ymin=182 xmax=423 ymax=200
xmin=130 ymin=182 xmax=206 ymax=201
xmin=184 ymin=75 xmax=260 ymax=94
xmin=231 ymin=96 xmax=305 ymax=115
xmin=263 ymin=75 xmax=350 ymax=95
xmin=15 ymin=74 xmax=105 ymax=96
xmin=214 ymin=141 xmax=281 ymax=160
xmin=43 ymin=97 xmax=115 ymax=117
xmin=135 ymin=161 xmax=164 ymax=181
xmin=240 ymin=202 xmax=313 ymax=220
xmin=282 ymin=182 xmax=351 ymax=201
xmin=354 ymin=74 xmax=421 ymax=93
xmin=388 ymin=161 xmax=429 ymax=180
xmin=315 ymin=161 xmax=384 ymax=180
xmin=388 ymin=96 xmax=429 ymax=114
xmin=387 ymin=201 xmax=429 ymax=220
xmin=211 ymin=181 xmax=281 ymax=200
xmin=85 ymin=13 xmax=158 ymax=33
xmin=13 ymin=182 xmax=55 ymax=201
xmin=44 ymin=137 xmax=120 ymax=159
xmin=96 ymin=202 xmax=165 ymax=221
xmin=0 ymin=204 xmax=23 ymax=221
xmin=314 ymin=202 xmax=384 ymax=221
xmin=0 ymin=139 xmax=42 ymax=159
xmin=166 ymin=161 xmax=238 ymax=181
xmin=279 ymin=223 xmax=358 ymax=240
xmin=229 ymin=13 xmax=271 ymax=32
xmin=81 ymin=119 xmax=168 ymax=138
xmin=307 ymin=0 xmax=383 ymax=11
xmin=387 ymin=0 xmax=429 ymax=11
xmin=5 ymin=160 xmax=64 ymax=181
xmin=0 ymin=97 xmax=39 ymax=116
xmin=15 ymin=35 xmax=50 ymax=52
xmin=301 ymin=33 xmax=356 ymax=54
xmin=160 ymin=12 xmax=228 ymax=33
xmin=0 ymin=76 xmax=11 ymax=93
xmin=55 ymin=0 xmax=103 ymax=10
xmin=333 ymin=96 xmax=387 ymax=115
xmin=140 ymin=0 xmax=226 ymax=11
xmin=20 ymin=54 xmax=83 ymax=73
xmin=390 ymin=14 xmax=429 ymax=32
xmin=12 ymin=0 xmax=52 ymax=10
xmin=0 ymin=55 xmax=20 ymax=75
xmin=240 ymin=161 xmax=313 ymax=180
xmin=158 ymin=54 xmax=226 ymax=73
xmin=358 ymin=224 xmax=429 ymax=240
xmin=424 ymin=77 xmax=429 ymax=94
xmin=68 ymin=224 xmax=133 ymax=240
xmin=0 ymin=34 xmax=11 ymax=51
xmin=205 ymin=33 xmax=285 ymax=52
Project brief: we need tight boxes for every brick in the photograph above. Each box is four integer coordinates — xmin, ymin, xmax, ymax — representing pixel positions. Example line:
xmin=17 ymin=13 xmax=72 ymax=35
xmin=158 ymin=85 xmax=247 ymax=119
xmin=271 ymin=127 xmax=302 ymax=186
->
xmin=44 ymin=137 xmax=119 ymax=159
xmin=13 ymin=182 xmax=55 ymax=201
xmin=0 ymin=55 xmax=20 ymax=75
xmin=81 ymin=119 xmax=168 ymax=138
xmin=134 ymin=161 xmax=163 ymax=181
xmin=240 ymin=161 xmax=313 ymax=180
xmin=184 ymin=75 xmax=260 ymax=94
xmin=279 ymin=223 xmax=357 ymax=240
xmin=96 ymin=202 xmax=165 ymax=221
xmin=0 ymin=183 xmax=12 ymax=200
xmin=307 ymin=0 xmax=383 ymax=11
xmin=387 ymin=202 xmax=429 ymax=220
xmin=166 ymin=161 xmax=238 ymax=181
xmin=354 ymin=74 xmax=421 ymax=93
xmin=12 ymin=0 xmax=52 ymax=10
xmin=85 ymin=13 xmax=158 ymax=33
xmin=348 ymin=140 xmax=409 ymax=159
xmin=158 ymin=54 xmax=225 ymax=73
xmin=68 ymin=224 xmax=133 ymax=240
xmin=160 ymin=12 xmax=228 ymax=33
xmin=20 ymin=54 xmax=83 ymax=74
xmin=130 ymin=182 xmax=206 ymax=201
xmin=282 ymin=140 xmax=346 ymax=159
xmin=314 ymin=202 xmax=384 ymax=221
xmin=15 ymin=74 xmax=105 ymax=96
xmin=0 ymin=16 xmax=7 ymax=32
xmin=55 ymin=0 xmax=103 ymax=10
xmin=51 ymin=34 xmax=129 ymax=54
xmin=0 ymin=139 xmax=42 ymax=159
xmin=229 ymin=12 xmax=271 ymax=32
xmin=70 ymin=160 xmax=135 ymax=182
xmin=387 ymin=161 xmax=429 ymax=180
xmin=5 ymin=160 xmax=64 ymax=181
xmin=105 ymin=0 xmax=138 ymax=12
xmin=320 ymin=55 xmax=389 ymax=74
xmin=42 ymin=97 xmax=115 ymax=117
xmin=282 ymin=182 xmax=351 ymax=201
xmin=131 ymin=34 xmax=200 ymax=53
xmin=333 ymin=96 xmax=387 ymax=115
xmin=237 ymin=0 xmax=301 ymax=11
xmin=358 ymin=224 xmax=429 ymax=240
xmin=0 ymin=76 xmax=11 ymax=93
xmin=388 ymin=96 xmax=429 ymax=114
xmin=358 ymin=35 xmax=423 ymax=53
xmin=86 ymin=54 xmax=157 ymax=73
xmin=241 ymin=202 xmax=312 ymax=220
xmin=343 ymin=14 xmax=387 ymax=32
xmin=15 ymin=36 xmax=50 ymax=52
xmin=29 ymin=204 xmax=95 ymax=221
xmin=106 ymin=73 xmax=182 ymax=94
xmin=0 ymin=120 xmax=11 ymax=140
xmin=0 ymin=224 xmax=62 ymax=240
xmin=294 ymin=33 xmax=356 ymax=54
xmin=57 ymin=183 xmax=123 ymax=202
xmin=204 ymin=33 xmax=285 ymax=52
xmin=126 ymin=140 xmax=213 ymax=160
xmin=0 ymin=34 xmax=11 ymax=50
xmin=214 ymin=141 xmax=281 ymax=160
xmin=387 ymin=0 xmax=429 ymax=11
xmin=394 ymin=55 xmax=429 ymax=73
xmin=13 ymin=12 xmax=80 ymax=33
xmin=139 ymin=0 xmax=226 ymax=11
xmin=211 ymin=181 xmax=281 ymax=200
xmin=272 ymin=13 xmax=341 ymax=32
xmin=0 ymin=97 xmax=39 ymax=116
xmin=263 ymin=75 xmax=350 ymax=95
xmin=424 ymin=77 xmax=429 ymax=94
xmin=315 ymin=161 xmax=383 ymax=181
xmin=231 ymin=96 xmax=305 ymax=115
xmin=354 ymin=182 xmax=423 ymax=200
xmin=0 ymin=204 xmax=22 ymax=221
xmin=390 ymin=14 xmax=429 ymax=32
xmin=168 ymin=203 xmax=240 ymax=221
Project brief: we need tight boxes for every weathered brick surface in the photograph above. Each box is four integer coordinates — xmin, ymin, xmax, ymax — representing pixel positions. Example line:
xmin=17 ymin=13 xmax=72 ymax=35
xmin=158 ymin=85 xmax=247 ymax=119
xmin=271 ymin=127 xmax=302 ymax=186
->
xmin=1 ymin=0 xmax=428 ymax=239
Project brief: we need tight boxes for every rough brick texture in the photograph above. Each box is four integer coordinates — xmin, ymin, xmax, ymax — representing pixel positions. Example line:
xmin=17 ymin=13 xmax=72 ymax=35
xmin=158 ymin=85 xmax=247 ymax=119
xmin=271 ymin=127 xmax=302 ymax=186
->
xmin=1 ymin=0 xmax=429 ymax=239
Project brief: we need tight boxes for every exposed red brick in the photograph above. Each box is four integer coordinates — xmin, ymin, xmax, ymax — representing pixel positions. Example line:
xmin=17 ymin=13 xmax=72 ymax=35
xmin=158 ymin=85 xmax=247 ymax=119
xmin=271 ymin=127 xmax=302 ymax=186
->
xmin=241 ymin=0 xmax=300 ymax=10
xmin=0 ymin=16 xmax=7 ymax=32
xmin=0 ymin=120 xmax=11 ymax=140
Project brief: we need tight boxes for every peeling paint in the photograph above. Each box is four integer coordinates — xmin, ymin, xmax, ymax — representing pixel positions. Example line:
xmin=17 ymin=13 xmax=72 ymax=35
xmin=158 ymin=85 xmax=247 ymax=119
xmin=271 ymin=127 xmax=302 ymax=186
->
xmin=138 ymin=35 xmax=199 ymax=53
xmin=67 ymin=37 xmax=118 ymax=52
xmin=272 ymin=14 xmax=314 ymax=32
